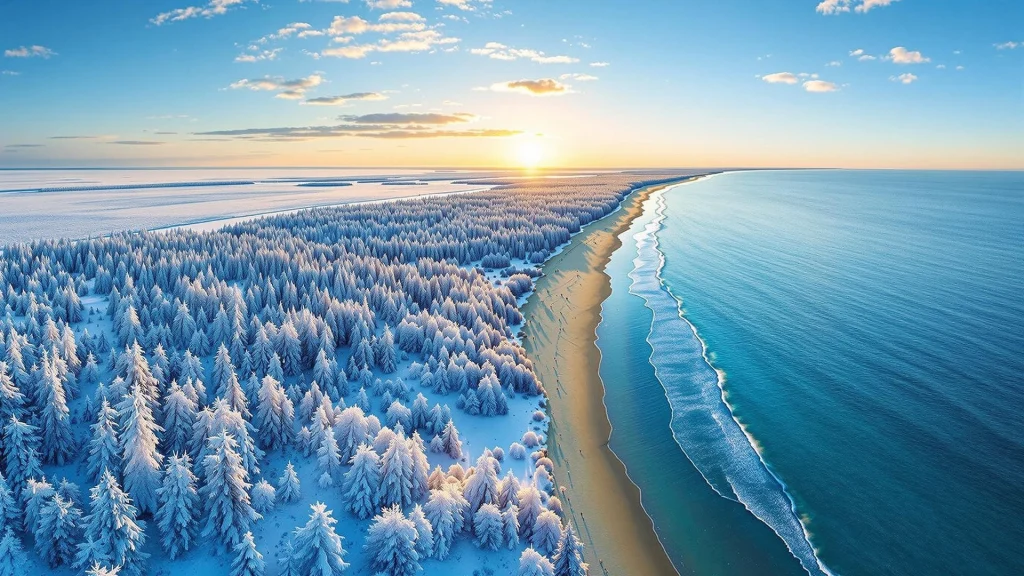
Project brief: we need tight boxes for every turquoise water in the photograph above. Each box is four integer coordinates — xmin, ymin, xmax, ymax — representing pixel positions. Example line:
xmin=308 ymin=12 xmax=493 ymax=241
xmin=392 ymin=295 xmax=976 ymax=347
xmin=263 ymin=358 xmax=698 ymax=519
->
xmin=598 ymin=171 xmax=1024 ymax=575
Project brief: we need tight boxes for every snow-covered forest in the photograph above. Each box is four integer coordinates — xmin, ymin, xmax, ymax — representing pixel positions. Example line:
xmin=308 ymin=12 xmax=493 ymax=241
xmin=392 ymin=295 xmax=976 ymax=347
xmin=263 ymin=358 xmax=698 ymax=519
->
xmin=0 ymin=173 xmax=678 ymax=576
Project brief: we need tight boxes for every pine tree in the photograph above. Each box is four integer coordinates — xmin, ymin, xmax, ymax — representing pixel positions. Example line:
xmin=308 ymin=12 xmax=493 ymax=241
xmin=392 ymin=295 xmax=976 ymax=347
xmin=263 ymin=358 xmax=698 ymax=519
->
xmin=0 ymin=527 xmax=27 ymax=576
xmin=161 ymin=383 xmax=197 ymax=457
xmin=0 ymin=476 xmax=18 ymax=533
xmin=290 ymin=503 xmax=349 ymax=576
xmin=277 ymin=462 xmax=301 ymax=504
xmin=517 ymin=486 xmax=544 ymax=540
xmin=341 ymin=445 xmax=380 ymax=520
xmin=440 ymin=420 xmax=463 ymax=460
xmin=155 ymin=454 xmax=198 ymax=560
xmin=365 ymin=505 xmax=420 ymax=576
xmin=275 ymin=322 xmax=303 ymax=377
xmin=118 ymin=385 xmax=164 ymax=514
xmin=2 ymin=416 xmax=42 ymax=498
xmin=551 ymin=523 xmax=587 ymax=576
xmin=22 ymin=477 xmax=55 ymax=534
xmin=503 ymin=505 xmax=521 ymax=549
xmin=499 ymin=472 xmax=522 ymax=509
xmin=313 ymin=350 xmax=334 ymax=396
xmin=316 ymin=430 xmax=341 ymax=487
xmin=474 ymin=503 xmax=504 ymax=551
xmin=423 ymin=486 xmax=465 ymax=560
xmin=334 ymin=407 xmax=368 ymax=465
xmin=231 ymin=531 xmax=265 ymax=576
xmin=518 ymin=547 xmax=556 ymax=576
xmin=464 ymin=453 xmax=499 ymax=514
xmin=251 ymin=480 xmax=276 ymax=514
xmin=0 ymin=364 xmax=26 ymax=423
xmin=378 ymin=326 xmax=398 ymax=374
xmin=200 ymin=432 xmax=260 ymax=553
xmin=408 ymin=504 xmax=434 ymax=559
xmin=35 ymin=494 xmax=82 ymax=567
xmin=74 ymin=470 xmax=148 ymax=576
xmin=86 ymin=564 xmax=122 ymax=576
xmin=531 ymin=510 xmax=562 ymax=556
xmin=254 ymin=376 xmax=294 ymax=451
xmin=378 ymin=433 xmax=415 ymax=509
xmin=86 ymin=400 xmax=121 ymax=485
xmin=38 ymin=357 xmax=74 ymax=465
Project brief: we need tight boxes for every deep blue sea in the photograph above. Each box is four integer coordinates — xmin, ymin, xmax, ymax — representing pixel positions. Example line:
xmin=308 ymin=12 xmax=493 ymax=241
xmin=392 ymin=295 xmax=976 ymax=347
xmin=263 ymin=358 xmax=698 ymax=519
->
xmin=598 ymin=170 xmax=1024 ymax=576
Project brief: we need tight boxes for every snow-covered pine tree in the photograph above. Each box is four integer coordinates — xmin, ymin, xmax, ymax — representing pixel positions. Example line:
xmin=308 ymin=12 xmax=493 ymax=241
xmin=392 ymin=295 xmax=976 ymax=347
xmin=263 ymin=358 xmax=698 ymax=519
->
xmin=161 ymin=382 xmax=197 ymax=457
xmin=531 ymin=510 xmax=562 ymax=556
xmin=316 ymin=429 xmax=341 ymax=488
xmin=341 ymin=444 xmax=380 ymax=520
xmin=2 ymin=416 xmax=43 ymax=498
xmin=251 ymin=480 xmax=276 ymax=514
xmin=517 ymin=486 xmax=544 ymax=540
xmin=86 ymin=400 xmax=121 ymax=485
xmin=37 ymin=356 xmax=74 ymax=465
xmin=200 ymin=431 xmax=260 ymax=553
xmin=277 ymin=462 xmax=301 ymax=504
xmin=22 ymin=477 xmax=55 ymax=534
xmin=518 ymin=547 xmax=556 ymax=576
xmin=118 ymin=384 xmax=164 ymax=514
xmin=231 ymin=531 xmax=265 ymax=576
xmin=551 ymin=522 xmax=587 ymax=576
xmin=290 ymin=503 xmax=349 ymax=576
xmin=378 ymin=432 xmax=415 ymax=509
xmin=440 ymin=420 xmax=463 ymax=460
xmin=422 ymin=486 xmax=466 ymax=560
xmin=0 ymin=475 xmax=18 ymax=533
xmin=503 ymin=505 xmax=521 ymax=549
xmin=463 ymin=453 xmax=499 ymax=514
xmin=365 ymin=505 xmax=420 ymax=576
xmin=474 ymin=503 xmax=504 ymax=551
xmin=74 ymin=470 xmax=148 ymax=576
xmin=0 ymin=527 xmax=27 ymax=576
xmin=0 ymin=364 xmax=26 ymax=423
xmin=155 ymin=453 xmax=198 ymax=559
xmin=254 ymin=375 xmax=294 ymax=451
xmin=408 ymin=504 xmax=434 ymax=559
xmin=35 ymin=494 xmax=82 ymax=567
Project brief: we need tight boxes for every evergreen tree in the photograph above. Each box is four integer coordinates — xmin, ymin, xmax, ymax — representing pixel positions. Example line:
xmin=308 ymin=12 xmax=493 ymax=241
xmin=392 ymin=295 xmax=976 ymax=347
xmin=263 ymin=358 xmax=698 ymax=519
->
xmin=518 ymin=548 xmax=555 ymax=576
xmin=517 ymin=486 xmax=544 ymax=540
xmin=155 ymin=454 xmax=199 ymax=559
xmin=551 ymin=523 xmax=587 ymax=576
xmin=503 ymin=505 xmax=521 ymax=549
xmin=200 ymin=432 xmax=260 ymax=554
xmin=37 ymin=357 xmax=74 ymax=465
xmin=22 ymin=477 xmax=54 ymax=534
xmin=378 ymin=326 xmax=398 ymax=374
xmin=231 ymin=531 xmax=265 ymax=576
xmin=86 ymin=400 xmax=121 ymax=485
xmin=74 ymin=470 xmax=148 ymax=576
xmin=254 ymin=375 xmax=294 ymax=451
xmin=313 ymin=350 xmax=334 ymax=396
xmin=277 ymin=462 xmax=301 ymax=504
xmin=275 ymin=322 xmax=303 ymax=377
xmin=474 ymin=503 xmax=504 ymax=551
xmin=316 ymin=430 xmax=342 ymax=487
xmin=0 ymin=476 xmax=18 ymax=533
xmin=498 ymin=472 xmax=522 ymax=510
xmin=341 ymin=445 xmax=380 ymax=520
xmin=408 ymin=504 xmax=434 ymax=559
xmin=86 ymin=564 xmax=122 ymax=576
xmin=440 ymin=420 xmax=463 ymax=460
xmin=422 ymin=487 xmax=465 ymax=560
xmin=463 ymin=453 xmax=499 ymax=514
xmin=118 ymin=385 xmax=164 ymax=514
xmin=531 ymin=510 xmax=562 ymax=556
xmin=365 ymin=505 xmax=420 ymax=576
xmin=161 ymin=383 xmax=197 ymax=457
xmin=251 ymin=480 xmax=276 ymax=514
xmin=290 ymin=503 xmax=349 ymax=576
xmin=35 ymin=494 xmax=82 ymax=567
xmin=334 ymin=407 xmax=368 ymax=465
xmin=378 ymin=433 xmax=416 ymax=509
xmin=0 ymin=364 xmax=26 ymax=423
xmin=2 ymin=416 xmax=42 ymax=498
xmin=0 ymin=527 xmax=27 ymax=576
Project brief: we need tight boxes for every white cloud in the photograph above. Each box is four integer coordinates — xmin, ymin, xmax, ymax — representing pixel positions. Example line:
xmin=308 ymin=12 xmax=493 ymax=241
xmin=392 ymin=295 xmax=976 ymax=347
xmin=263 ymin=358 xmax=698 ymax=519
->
xmin=304 ymin=92 xmax=388 ymax=105
xmin=762 ymin=72 xmax=798 ymax=85
xmin=489 ymin=78 xmax=570 ymax=96
xmin=229 ymin=74 xmax=324 ymax=99
xmin=589 ymin=61 xmax=609 ymax=67
xmin=803 ymin=80 xmax=838 ymax=92
xmin=995 ymin=41 xmax=1020 ymax=50
xmin=1 ymin=70 xmax=20 ymax=76
xmin=437 ymin=0 xmax=487 ymax=10
xmin=955 ymin=65 xmax=964 ymax=71
xmin=4 ymin=45 xmax=57 ymax=58
xmin=329 ymin=15 xmax=426 ymax=35
xmin=826 ymin=60 xmax=842 ymax=67
xmin=817 ymin=0 xmax=898 ymax=14
xmin=380 ymin=11 xmax=424 ymax=22
xmin=890 ymin=73 xmax=917 ymax=84
xmin=849 ymin=48 xmax=877 ymax=61
xmin=323 ymin=29 xmax=459 ymax=58
xmin=888 ymin=46 xmax=930 ymax=64
xmin=235 ymin=48 xmax=282 ymax=62
xmin=367 ymin=0 xmax=412 ymax=9
xmin=560 ymin=73 xmax=598 ymax=81
xmin=470 ymin=43 xmax=578 ymax=64
xmin=151 ymin=0 xmax=252 ymax=25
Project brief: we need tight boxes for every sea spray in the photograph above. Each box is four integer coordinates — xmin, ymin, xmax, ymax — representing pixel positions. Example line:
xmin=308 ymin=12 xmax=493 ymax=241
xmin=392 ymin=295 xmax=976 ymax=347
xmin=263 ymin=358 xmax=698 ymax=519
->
xmin=628 ymin=185 xmax=833 ymax=576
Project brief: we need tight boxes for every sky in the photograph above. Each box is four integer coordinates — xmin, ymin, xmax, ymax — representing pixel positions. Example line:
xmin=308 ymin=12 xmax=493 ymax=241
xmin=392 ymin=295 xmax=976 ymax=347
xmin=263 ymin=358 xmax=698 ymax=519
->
xmin=0 ymin=0 xmax=1021 ymax=169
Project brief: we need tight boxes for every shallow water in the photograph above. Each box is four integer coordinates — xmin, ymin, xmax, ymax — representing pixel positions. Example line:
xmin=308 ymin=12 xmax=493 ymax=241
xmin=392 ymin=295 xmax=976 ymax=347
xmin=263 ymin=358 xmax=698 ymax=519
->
xmin=599 ymin=170 xmax=1024 ymax=575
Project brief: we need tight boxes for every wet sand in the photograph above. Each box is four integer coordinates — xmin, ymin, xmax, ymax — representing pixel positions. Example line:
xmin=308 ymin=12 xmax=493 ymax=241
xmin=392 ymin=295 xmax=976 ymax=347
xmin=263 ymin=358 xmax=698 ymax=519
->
xmin=521 ymin=180 xmax=692 ymax=576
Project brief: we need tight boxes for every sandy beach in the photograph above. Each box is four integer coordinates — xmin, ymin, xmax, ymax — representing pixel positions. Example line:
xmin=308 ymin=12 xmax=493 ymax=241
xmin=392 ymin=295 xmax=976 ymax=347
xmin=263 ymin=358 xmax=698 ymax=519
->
xmin=521 ymin=180 xmax=691 ymax=576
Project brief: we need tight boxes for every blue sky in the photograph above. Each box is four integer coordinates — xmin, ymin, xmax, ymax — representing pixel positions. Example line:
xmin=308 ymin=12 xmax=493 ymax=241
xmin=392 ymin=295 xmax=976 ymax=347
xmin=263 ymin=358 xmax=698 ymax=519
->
xmin=1 ymin=0 xmax=1021 ymax=168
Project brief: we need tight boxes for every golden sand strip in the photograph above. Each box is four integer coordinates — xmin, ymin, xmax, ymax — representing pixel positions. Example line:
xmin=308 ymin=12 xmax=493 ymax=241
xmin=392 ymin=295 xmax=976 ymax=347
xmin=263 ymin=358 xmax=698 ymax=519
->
xmin=521 ymin=181 xmax=689 ymax=576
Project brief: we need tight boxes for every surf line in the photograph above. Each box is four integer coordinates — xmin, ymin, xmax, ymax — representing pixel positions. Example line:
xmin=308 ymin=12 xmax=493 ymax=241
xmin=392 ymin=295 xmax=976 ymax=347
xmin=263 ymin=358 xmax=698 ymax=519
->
xmin=628 ymin=180 xmax=834 ymax=576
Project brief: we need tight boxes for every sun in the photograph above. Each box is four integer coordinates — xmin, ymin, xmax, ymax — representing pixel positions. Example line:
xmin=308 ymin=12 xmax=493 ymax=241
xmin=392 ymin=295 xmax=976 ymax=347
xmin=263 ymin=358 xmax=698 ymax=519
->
xmin=516 ymin=140 xmax=545 ymax=170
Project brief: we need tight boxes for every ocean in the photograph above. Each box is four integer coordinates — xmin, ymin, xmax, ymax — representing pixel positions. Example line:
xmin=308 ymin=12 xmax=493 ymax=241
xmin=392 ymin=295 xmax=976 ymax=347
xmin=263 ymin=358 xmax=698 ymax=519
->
xmin=597 ymin=170 xmax=1024 ymax=576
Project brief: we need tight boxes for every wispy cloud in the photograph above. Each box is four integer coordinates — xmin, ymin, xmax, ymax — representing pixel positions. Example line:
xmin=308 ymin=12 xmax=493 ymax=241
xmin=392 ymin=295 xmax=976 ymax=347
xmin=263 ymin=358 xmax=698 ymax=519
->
xmin=235 ymin=49 xmax=283 ymax=63
xmin=323 ymin=29 xmax=458 ymax=59
xmin=151 ymin=0 xmax=252 ymax=25
xmin=470 ymin=42 xmax=578 ymax=64
xmin=589 ymin=62 xmax=609 ymax=67
xmin=1 ymin=70 xmax=20 ymax=76
xmin=995 ymin=41 xmax=1021 ymax=50
xmin=194 ymin=114 xmax=519 ymax=140
xmin=4 ymin=45 xmax=57 ymax=58
xmin=437 ymin=0 xmax=487 ymax=11
xmin=890 ymin=73 xmax=918 ymax=84
xmin=560 ymin=73 xmax=598 ymax=81
xmin=817 ymin=0 xmax=898 ymax=14
xmin=762 ymin=72 xmax=799 ymax=85
xmin=488 ymin=78 xmax=570 ymax=96
xmin=304 ymin=92 xmax=389 ymax=105
xmin=4 ymin=144 xmax=44 ymax=148
xmin=887 ymin=46 xmax=930 ymax=64
xmin=367 ymin=0 xmax=412 ymax=8
xmin=803 ymin=80 xmax=838 ymax=92
xmin=849 ymin=49 xmax=877 ymax=61
xmin=341 ymin=112 xmax=476 ymax=124
xmin=229 ymin=74 xmax=325 ymax=99
xmin=108 ymin=140 xmax=165 ymax=146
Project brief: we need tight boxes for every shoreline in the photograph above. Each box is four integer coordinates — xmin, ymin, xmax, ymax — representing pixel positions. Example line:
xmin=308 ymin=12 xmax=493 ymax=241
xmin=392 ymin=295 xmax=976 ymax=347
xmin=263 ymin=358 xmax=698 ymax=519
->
xmin=521 ymin=180 xmax=695 ymax=576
